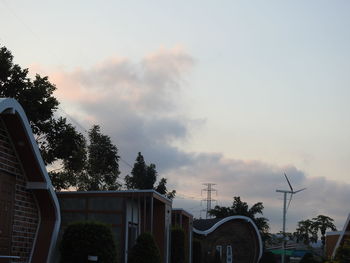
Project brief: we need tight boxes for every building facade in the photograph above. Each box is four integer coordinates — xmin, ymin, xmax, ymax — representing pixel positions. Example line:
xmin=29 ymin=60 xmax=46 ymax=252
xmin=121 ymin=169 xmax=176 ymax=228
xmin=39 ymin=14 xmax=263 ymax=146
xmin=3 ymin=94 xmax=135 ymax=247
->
xmin=0 ymin=98 xmax=60 ymax=263
xmin=172 ymin=209 xmax=193 ymax=263
xmin=193 ymin=216 xmax=262 ymax=263
xmin=57 ymin=190 xmax=172 ymax=263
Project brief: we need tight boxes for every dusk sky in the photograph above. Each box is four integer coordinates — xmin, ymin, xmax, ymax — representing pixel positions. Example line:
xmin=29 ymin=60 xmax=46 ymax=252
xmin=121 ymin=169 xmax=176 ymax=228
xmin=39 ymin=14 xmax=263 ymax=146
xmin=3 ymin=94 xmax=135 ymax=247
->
xmin=1 ymin=1 xmax=350 ymax=233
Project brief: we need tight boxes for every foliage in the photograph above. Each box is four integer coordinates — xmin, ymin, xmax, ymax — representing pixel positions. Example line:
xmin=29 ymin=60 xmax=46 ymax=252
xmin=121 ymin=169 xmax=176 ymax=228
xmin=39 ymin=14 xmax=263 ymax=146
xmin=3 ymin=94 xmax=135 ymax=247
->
xmin=259 ymin=251 xmax=277 ymax=263
xmin=78 ymin=125 xmax=120 ymax=190
xmin=125 ymin=152 xmax=176 ymax=199
xmin=0 ymin=45 xmax=87 ymax=190
xmin=171 ymin=226 xmax=185 ymax=263
xmin=128 ymin=232 xmax=161 ymax=263
xmin=299 ymin=252 xmax=318 ymax=263
xmin=192 ymin=238 xmax=202 ymax=263
xmin=312 ymin=215 xmax=337 ymax=249
xmin=209 ymin=196 xmax=270 ymax=240
xmin=60 ymin=221 xmax=118 ymax=263
xmin=293 ymin=215 xmax=337 ymax=250
xmin=294 ymin=219 xmax=318 ymax=245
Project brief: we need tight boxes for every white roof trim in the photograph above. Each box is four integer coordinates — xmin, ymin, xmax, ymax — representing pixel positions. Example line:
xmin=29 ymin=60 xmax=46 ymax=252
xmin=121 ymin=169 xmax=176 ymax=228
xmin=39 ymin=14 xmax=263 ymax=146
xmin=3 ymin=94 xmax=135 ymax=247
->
xmin=332 ymin=213 xmax=350 ymax=259
xmin=193 ymin=215 xmax=263 ymax=261
xmin=0 ymin=98 xmax=61 ymax=263
xmin=58 ymin=189 xmax=173 ymax=203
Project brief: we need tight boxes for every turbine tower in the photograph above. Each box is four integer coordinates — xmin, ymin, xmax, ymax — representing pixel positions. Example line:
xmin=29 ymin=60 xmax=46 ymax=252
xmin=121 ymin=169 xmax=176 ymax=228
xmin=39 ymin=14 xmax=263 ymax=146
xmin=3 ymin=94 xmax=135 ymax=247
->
xmin=276 ymin=173 xmax=306 ymax=263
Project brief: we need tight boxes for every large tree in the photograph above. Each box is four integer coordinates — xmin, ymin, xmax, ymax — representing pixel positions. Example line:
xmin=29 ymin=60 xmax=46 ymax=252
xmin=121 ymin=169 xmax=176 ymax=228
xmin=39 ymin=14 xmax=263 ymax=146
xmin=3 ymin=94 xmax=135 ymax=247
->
xmin=293 ymin=219 xmax=318 ymax=246
xmin=125 ymin=152 xmax=176 ymax=199
xmin=209 ymin=196 xmax=270 ymax=240
xmin=312 ymin=215 xmax=337 ymax=249
xmin=78 ymin=125 xmax=120 ymax=191
xmin=0 ymin=45 xmax=86 ymax=190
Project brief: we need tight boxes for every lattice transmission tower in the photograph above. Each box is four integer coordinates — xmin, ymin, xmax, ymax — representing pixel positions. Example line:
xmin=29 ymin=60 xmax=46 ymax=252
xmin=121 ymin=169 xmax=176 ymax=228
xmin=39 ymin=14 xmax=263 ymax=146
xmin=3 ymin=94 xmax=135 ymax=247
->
xmin=201 ymin=183 xmax=217 ymax=219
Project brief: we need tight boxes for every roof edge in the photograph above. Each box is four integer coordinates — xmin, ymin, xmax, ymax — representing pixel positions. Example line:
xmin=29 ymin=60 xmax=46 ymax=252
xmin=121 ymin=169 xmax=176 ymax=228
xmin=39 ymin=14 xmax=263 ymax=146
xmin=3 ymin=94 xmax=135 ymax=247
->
xmin=0 ymin=98 xmax=61 ymax=262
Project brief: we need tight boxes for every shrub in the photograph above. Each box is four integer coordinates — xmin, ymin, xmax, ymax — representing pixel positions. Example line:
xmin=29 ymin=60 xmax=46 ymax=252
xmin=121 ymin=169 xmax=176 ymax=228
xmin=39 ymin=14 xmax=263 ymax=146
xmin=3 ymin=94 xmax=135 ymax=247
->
xmin=171 ymin=226 xmax=185 ymax=263
xmin=128 ymin=232 xmax=161 ymax=263
xmin=60 ymin=221 xmax=118 ymax=263
xmin=300 ymin=252 xmax=318 ymax=263
xmin=259 ymin=251 xmax=277 ymax=263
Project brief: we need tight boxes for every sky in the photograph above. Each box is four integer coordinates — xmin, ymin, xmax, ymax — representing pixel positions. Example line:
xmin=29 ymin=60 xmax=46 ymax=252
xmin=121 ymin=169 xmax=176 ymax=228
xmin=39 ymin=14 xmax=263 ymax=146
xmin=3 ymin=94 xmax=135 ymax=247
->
xmin=1 ymin=0 xmax=350 ymax=233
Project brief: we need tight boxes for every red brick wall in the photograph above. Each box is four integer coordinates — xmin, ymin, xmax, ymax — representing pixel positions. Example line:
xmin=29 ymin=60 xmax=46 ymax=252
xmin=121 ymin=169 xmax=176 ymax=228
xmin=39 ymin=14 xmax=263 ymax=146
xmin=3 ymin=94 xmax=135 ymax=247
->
xmin=0 ymin=122 xmax=39 ymax=263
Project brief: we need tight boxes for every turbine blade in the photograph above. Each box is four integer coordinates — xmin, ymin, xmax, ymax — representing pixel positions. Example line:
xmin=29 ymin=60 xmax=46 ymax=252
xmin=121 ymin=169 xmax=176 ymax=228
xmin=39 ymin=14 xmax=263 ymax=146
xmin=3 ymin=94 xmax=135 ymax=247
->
xmin=294 ymin=188 xmax=306 ymax=194
xmin=287 ymin=193 xmax=293 ymax=211
xmin=284 ymin=173 xmax=293 ymax=192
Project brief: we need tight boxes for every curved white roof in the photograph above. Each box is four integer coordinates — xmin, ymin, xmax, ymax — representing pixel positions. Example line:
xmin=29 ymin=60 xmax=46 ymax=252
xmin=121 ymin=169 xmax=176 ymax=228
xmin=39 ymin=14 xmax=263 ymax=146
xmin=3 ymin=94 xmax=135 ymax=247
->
xmin=193 ymin=215 xmax=263 ymax=261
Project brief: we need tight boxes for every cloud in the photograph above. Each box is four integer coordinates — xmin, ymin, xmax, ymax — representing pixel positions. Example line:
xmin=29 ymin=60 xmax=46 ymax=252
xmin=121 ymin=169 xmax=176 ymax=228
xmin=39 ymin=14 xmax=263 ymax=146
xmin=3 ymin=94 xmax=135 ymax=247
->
xmin=46 ymin=46 xmax=349 ymax=233
xmin=170 ymin=154 xmax=350 ymax=232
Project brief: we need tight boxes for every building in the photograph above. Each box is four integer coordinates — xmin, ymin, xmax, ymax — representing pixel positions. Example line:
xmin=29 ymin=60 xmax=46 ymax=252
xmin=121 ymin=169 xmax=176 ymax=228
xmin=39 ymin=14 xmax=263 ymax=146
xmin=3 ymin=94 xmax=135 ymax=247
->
xmin=172 ymin=209 xmax=193 ymax=263
xmin=326 ymin=213 xmax=350 ymax=259
xmin=57 ymin=190 xmax=172 ymax=263
xmin=0 ymin=98 xmax=60 ymax=263
xmin=193 ymin=216 xmax=263 ymax=263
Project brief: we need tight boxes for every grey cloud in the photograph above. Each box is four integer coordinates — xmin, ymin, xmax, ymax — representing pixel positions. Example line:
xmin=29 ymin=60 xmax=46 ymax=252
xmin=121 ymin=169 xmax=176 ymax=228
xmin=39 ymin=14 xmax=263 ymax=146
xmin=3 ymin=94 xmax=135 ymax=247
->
xmin=54 ymin=47 xmax=349 ymax=233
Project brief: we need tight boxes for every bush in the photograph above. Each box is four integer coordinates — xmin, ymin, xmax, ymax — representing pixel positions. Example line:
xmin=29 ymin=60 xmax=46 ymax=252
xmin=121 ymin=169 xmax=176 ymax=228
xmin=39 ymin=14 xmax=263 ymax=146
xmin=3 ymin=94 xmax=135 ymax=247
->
xmin=171 ymin=226 xmax=185 ymax=263
xmin=128 ymin=232 xmax=161 ymax=263
xmin=192 ymin=238 xmax=202 ymax=263
xmin=300 ymin=252 xmax=318 ymax=263
xmin=60 ymin=221 xmax=118 ymax=263
xmin=259 ymin=251 xmax=277 ymax=263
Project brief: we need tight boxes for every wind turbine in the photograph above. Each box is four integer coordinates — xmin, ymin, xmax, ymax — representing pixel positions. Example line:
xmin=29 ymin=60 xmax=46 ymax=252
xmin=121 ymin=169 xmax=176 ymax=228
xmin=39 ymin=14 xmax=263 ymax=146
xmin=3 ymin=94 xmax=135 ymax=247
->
xmin=276 ymin=173 xmax=306 ymax=263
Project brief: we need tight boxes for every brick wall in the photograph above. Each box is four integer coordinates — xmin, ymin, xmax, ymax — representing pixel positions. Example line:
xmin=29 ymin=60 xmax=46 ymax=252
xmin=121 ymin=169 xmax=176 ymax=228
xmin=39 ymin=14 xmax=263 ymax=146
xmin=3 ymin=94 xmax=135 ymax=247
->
xmin=0 ymin=121 xmax=39 ymax=263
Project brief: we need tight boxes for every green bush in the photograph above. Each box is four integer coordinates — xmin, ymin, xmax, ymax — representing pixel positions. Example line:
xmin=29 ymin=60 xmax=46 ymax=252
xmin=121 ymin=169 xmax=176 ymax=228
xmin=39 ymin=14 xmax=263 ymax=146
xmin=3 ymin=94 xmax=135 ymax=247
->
xmin=128 ymin=232 xmax=161 ymax=263
xmin=259 ymin=251 xmax=277 ymax=263
xmin=171 ymin=226 xmax=185 ymax=263
xmin=60 ymin=221 xmax=118 ymax=263
xmin=192 ymin=238 xmax=202 ymax=263
xmin=300 ymin=252 xmax=318 ymax=263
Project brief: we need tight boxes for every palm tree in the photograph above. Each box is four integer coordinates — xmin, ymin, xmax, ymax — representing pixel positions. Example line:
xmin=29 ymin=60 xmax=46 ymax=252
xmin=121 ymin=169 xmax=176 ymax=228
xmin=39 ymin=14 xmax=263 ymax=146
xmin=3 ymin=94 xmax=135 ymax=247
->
xmin=209 ymin=196 xmax=270 ymax=240
xmin=294 ymin=219 xmax=318 ymax=246
xmin=312 ymin=215 xmax=337 ymax=249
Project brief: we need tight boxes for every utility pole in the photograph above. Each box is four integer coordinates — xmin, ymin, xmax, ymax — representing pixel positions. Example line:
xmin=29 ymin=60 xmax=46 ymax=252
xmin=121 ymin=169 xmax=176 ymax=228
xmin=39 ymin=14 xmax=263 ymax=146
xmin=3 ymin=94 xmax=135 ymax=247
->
xmin=202 ymin=183 xmax=217 ymax=219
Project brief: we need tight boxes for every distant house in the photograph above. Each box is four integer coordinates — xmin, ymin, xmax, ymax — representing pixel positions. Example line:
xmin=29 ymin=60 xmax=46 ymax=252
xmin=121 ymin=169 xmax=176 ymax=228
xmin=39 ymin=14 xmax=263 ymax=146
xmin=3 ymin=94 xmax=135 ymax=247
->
xmin=193 ymin=216 xmax=263 ymax=263
xmin=326 ymin=213 xmax=350 ymax=259
xmin=0 ymin=98 xmax=60 ymax=263
xmin=57 ymin=190 xmax=172 ymax=263
xmin=172 ymin=209 xmax=193 ymax=263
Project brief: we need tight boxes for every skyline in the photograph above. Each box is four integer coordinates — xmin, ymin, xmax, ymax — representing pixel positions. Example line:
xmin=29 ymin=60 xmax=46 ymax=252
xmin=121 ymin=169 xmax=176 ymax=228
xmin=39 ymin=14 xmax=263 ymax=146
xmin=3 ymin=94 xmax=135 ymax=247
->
xmin=1 ymin=0 xmax=350 ymax=233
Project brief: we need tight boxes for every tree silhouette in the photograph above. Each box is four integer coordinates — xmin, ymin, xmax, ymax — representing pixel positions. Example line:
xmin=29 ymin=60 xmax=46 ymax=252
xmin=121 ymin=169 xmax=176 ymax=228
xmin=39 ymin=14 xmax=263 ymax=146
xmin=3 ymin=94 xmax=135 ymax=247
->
xmin=125 ymin=152 xmax=176 ymax=199
xmin=0 ymin=45 xmax=86 ymax=190
xmin=209 ymin=196 xmax=270 ymax=240
xmin=77 ymin=125 xmax=120 ymax=191
xmin=312 ymin=215 xmax=337 ymax=250
xmin=293 ymin=219 xmax=318 ymax=245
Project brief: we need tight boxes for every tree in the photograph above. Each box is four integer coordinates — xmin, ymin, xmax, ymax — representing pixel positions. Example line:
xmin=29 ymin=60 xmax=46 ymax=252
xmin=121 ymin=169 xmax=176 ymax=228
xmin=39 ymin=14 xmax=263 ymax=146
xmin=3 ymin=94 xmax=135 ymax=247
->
xmin=0 ymin=45 xmax=86 ymax=190
xmin=125 ymin=152 xmax=176 ymax=199
xmin=293 ymin=219 xmax=318 ymax=246
xmin=209 ymin=196 xmax=270 ymax=240
xmin=78 ymin=125 xmax=121 ymax=191
xmin=60 ymin=221 xmax=118 ymax=263
xmin=312 ymin=215 xmax=337 ymax=250
xmin=128 ymin=232 xmax=161 ymax=263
